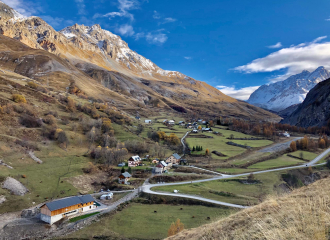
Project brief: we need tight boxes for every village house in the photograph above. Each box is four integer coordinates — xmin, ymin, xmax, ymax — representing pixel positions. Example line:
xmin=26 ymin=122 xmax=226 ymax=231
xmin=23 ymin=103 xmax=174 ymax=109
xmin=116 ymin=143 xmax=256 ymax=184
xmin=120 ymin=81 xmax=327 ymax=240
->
xmin=40 ymin=195 xmax=96 ymax=225
xmin=118 ymin=172 xmax=132 ymax=184
xmin=160 ymin=161 xmax=169 ymax=171
xmin=144 ymin=119 xmax=152 ymax=124
xmin=128 ymin=155 xmax=142 ymax=167
xmin=165 ymin=153 xmax=181 ymax=164
xmin=152 ymin=159 xmax=159 ymax=164
xmin=168 ymin=120 xmax=175 ymax=125
xmin=154 ymin=163 xmax=164 ymax=174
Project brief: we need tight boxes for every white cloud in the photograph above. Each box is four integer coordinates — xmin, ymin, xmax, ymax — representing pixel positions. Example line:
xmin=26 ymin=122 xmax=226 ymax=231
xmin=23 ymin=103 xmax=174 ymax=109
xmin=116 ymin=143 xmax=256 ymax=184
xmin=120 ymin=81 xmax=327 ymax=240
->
xmin=134 ymin=32 xmax=145 ymax=40
xmin=160 ymin=17 xmax=177 ymax=24
xmin=153 ymin=10 xmax=160 ymax=19
xmin=1 ymin=0 xmax=38 ymax=16
xmin=116 ymin=24 xmax=135 ymax=36
xmin=326 ymin=17 xmax=330 ymax=21
xmin=216 ymin=85 xmax=260 ymax=100
xmin=234 ymin=36 xmax=330 ymax=82
xmin=184 ymin=56 xmax=192 ymax=60
xmin=74 ymin=0 xmax=86 ymax=15
xmin=268 ymin=42 xmax=282 ymax=49
xmin=103 ymin=0 xmax=139 ymax=21
xmin=146 ymin=31 xmax=168 ymax=44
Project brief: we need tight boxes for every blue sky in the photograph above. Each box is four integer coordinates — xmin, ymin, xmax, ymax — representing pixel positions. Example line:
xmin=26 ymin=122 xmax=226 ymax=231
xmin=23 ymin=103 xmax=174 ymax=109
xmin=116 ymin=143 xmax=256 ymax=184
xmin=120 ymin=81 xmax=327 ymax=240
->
xmin=5 ymin=0 xmax=330 ymax=100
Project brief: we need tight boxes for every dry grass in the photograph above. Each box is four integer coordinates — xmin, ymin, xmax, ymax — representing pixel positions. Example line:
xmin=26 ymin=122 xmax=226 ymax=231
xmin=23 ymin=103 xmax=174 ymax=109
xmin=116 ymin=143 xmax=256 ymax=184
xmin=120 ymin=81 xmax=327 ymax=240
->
xmin=168 ymin=177 xmax=330 ymax=240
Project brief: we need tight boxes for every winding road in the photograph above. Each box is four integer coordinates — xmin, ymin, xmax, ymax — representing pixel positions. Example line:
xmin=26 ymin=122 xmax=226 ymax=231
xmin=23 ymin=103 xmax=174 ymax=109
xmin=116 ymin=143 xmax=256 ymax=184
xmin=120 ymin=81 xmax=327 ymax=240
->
xmin=142 ymin=147 xmax=330 ymax=208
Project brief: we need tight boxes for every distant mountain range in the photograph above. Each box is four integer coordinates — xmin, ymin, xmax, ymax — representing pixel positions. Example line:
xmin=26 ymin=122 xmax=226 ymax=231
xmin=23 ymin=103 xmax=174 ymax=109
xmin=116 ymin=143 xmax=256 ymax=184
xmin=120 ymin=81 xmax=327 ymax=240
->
xmin=281 ymin=77 xmax=330 ymax=127
xmin=247 ymin=67 xmax=330 ymax=112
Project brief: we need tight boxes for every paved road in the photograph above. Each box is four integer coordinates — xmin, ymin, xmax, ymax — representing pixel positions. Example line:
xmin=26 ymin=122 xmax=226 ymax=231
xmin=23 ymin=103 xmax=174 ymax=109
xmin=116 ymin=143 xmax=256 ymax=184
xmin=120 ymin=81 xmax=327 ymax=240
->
xmin=143 ymin=147 xmax=330 ymax=208
xmin=307 ymin=147 xmax=330 ymax=166
xmin=258 ymin=137 xmax=302 ymax=153
xmin=181 ymin=131 xmax=189 ymax=154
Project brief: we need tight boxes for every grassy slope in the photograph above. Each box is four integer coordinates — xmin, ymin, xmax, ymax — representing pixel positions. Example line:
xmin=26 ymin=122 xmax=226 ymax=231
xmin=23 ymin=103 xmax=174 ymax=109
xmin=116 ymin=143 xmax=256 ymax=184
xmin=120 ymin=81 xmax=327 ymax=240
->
xmin=152 ymin=171 xmax=286 ymax=205
xmin=168 ymin=177 xmax=330 ymax=240
xmin=247 ymin=155 xmax=305 ymax=170
xmin=67 ymin=203 xmax=237 ymax=239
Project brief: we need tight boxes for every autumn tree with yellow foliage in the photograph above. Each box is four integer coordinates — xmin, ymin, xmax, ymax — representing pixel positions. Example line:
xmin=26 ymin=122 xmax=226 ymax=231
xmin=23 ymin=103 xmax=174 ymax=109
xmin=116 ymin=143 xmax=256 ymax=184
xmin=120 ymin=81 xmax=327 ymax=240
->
xmin=168 ymin=219 xmax=185 ymax=237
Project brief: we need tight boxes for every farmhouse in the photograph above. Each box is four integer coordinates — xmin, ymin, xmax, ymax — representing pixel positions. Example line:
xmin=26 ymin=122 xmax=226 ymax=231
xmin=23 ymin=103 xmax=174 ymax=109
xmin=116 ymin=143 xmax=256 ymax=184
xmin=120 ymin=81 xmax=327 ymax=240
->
xmin=118 ymin=172 xmax=132 ymax=184
xmin=144 ymin=119 xmax=152 ymax=124
xmin=128 ymin=155 xmax=142 ymax=167
xmin=40 ymin=195 xmax=95 ymax=225
xmin=168 ymin=120 xmax=175 ymax=125
xmin=165 ymin=153 xmax=181 ymax=164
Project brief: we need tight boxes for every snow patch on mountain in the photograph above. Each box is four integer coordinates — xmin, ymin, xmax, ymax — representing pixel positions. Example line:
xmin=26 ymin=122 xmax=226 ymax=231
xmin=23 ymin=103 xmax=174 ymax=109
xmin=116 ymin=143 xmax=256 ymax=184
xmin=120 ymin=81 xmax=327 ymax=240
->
xmin=247 ymin=66 xmax=330 ymax=112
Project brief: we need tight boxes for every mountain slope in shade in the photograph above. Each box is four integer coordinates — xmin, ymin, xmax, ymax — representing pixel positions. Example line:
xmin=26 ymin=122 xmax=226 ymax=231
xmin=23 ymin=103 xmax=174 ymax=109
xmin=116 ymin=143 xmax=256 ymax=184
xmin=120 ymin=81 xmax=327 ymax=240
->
xmin=0 ymin=1 xmax=280 ymax=121
xmin=247 ymin=67 xmax=330 ymax=112
xmin=281 ymin=78 xmax=330 ymax=127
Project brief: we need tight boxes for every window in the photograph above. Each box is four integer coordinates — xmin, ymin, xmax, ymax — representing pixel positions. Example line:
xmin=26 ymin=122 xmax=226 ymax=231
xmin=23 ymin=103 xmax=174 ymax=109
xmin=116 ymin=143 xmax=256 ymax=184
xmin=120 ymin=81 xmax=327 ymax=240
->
xmin=90 ymin=206 xmax=92 ymax=209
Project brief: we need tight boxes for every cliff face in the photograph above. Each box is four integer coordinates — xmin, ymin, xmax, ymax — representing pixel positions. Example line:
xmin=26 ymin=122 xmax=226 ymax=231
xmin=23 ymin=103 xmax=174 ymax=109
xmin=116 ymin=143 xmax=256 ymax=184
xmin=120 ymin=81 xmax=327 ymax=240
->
xmin=281 ymin=78 xmax=330 ymax=127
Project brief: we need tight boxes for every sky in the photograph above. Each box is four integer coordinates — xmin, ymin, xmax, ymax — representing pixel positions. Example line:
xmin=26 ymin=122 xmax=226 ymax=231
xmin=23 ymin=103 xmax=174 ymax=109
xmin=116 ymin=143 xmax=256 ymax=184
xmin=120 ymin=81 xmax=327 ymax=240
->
xmin=4 ymin=0 xmax=330 ymax=100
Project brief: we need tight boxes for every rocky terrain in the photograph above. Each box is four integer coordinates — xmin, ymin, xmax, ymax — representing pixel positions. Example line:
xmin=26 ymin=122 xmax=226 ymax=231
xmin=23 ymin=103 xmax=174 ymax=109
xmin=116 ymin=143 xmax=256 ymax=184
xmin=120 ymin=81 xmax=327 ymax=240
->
xmin=0 ymin=1 xmax=279 ymax=121
xmin=248 ymin=67 xmax=330 ymax=112
xmin=281 ymin=78 xmax=330 ymax=127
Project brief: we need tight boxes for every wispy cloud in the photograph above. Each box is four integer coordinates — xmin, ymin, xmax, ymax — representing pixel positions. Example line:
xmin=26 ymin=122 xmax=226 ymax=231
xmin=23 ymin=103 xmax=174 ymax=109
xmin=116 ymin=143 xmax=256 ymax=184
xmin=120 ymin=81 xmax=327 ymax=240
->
xmin=102 ymin=0 xmax=139 ymax=21
xmin=216 ymin=85 xmax=260 ymax=100
xmin=116 ymin=24 xmax=135 ymax=36
xmin=184 ymin=56 xmax=192 ymax=60
xmin=1 ymin=0 xmax=40 ymax=16
xmin=74 ymin=0 xmax=86 ymax=15
xmin=153 ymin=10 xmax=161 ymax=19
xmin=146 ymin=30 xmax=168 ymax=44
xmin=160 ymin=17 xmax=177 ymax=25
xmin=234 ymin=36 xmax=330 ymax=82
xmin=326 ymin=17 xmax=330 ymax=21
xmin=267 ymin=42 xmax=282 ymax=49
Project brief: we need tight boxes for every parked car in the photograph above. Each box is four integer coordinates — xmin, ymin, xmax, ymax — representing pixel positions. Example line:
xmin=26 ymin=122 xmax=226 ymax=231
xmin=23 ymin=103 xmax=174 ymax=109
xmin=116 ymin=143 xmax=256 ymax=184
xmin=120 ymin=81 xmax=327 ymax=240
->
xmin=118 ymin=163 xmax=125 ymax=167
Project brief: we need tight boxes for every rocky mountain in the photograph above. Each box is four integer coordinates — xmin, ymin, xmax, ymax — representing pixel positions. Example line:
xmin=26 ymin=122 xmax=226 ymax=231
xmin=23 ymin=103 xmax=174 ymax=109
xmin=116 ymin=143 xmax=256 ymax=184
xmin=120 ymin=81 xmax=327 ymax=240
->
xmin=281 ymin=78 xmax=330 ymax=127
xmin=247 ymin=67 xmax=330 ymax=112
xmin=0 ymin=1 xmax=279 ymax=121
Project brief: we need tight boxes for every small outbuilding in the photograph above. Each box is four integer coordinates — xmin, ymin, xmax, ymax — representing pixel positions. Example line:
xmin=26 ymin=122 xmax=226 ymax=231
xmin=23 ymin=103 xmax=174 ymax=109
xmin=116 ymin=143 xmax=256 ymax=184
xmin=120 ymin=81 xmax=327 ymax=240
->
xmin=100 ymin=192 xmax=113 ymax=200
xmin=145 ymin=119 xmax=152 ymax=124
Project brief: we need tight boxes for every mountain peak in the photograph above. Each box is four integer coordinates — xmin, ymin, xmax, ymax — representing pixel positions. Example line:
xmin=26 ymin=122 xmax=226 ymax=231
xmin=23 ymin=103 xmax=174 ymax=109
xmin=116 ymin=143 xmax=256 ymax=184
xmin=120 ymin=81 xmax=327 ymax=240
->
xmin=248 ymin=67 xmax=330 ymax=112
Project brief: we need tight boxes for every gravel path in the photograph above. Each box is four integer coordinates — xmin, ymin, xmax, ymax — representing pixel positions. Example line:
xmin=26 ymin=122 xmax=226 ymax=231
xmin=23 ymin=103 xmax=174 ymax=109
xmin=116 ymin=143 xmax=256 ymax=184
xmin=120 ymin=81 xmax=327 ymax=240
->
xmin=258 ymin=137 xmax=302 ymax=153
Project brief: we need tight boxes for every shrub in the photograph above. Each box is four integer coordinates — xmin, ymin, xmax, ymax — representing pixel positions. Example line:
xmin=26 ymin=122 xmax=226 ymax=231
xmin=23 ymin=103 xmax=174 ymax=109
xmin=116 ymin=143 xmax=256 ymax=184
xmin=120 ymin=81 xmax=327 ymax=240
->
xmin=19 ymin=114 xmax=42 ymax=128
xmin=27 ymin=81 xmax=38 ymax=89
xmin=43 ymin=115 xmax=57 ymax=125
xmin=12 ymin=94 xmax=27 ymax=103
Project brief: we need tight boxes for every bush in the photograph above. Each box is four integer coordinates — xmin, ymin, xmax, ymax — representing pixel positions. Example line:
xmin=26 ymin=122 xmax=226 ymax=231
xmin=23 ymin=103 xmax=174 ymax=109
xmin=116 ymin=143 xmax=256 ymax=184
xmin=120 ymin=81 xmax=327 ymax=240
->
xmin=19 ymin=114 xmax=42 ymax=128
xmin=12 ymin=94 xmax=27 ymax=103
xmin=27 ymin=82 xmax=38 ymax=89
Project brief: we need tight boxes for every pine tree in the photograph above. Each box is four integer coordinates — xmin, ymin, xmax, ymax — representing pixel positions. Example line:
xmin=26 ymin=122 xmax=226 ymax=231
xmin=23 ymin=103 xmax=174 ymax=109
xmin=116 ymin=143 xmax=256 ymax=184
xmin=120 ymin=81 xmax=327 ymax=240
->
xmin=128 ymin=167 xmax=132 ymax=173
xmin=192 ymin=146 xmax=195 ymax=151
xmin=201 ymin=146 xmax=203 ymax=151
xmin=121 ymin=166 xmax=125 ymax=173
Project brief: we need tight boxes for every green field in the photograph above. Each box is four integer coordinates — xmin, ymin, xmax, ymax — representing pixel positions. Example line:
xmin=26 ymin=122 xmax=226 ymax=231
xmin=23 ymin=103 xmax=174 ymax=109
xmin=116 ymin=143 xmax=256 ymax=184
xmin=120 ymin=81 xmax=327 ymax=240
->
xmin=186 ymin=131 xmax=273 ymax=160
xmin=67 ymin=203 xmax=237 ymax=239
xmin=247 ymin=155 xmax=305 ymax=170
xmin=289 ymin=150 xmax=318 ymax=161
xmin=152 ymin=171 xmax=286 ymax=205
xmin=69 ymin=212 xmax=100 ymax=222
xmin=216 ymin=168 xmax=257 ymax=174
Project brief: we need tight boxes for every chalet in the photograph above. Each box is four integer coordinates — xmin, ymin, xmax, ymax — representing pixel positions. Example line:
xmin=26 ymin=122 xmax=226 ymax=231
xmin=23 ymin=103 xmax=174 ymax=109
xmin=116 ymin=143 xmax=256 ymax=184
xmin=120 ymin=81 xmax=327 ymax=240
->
xmin=154 ymin=163 xmax=164 ymax=174
xmin=165 ymin=153 xmax=181 ymax=164
xmin=145 ymin=119 xmax=152 ymax=124
xmin=40 ymin=195 xmax=95 ymax=225
xmin=118 ymin=172 xmax=132 ymax=184
xmin=128 ymin=155 xmax=142 ymax=167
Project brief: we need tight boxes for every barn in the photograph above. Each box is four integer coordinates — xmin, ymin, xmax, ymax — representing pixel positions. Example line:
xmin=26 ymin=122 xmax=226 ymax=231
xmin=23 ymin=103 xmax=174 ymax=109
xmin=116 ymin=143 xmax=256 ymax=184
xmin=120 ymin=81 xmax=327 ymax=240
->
xmin=40 ymin=195 xmax=95 ymax=224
